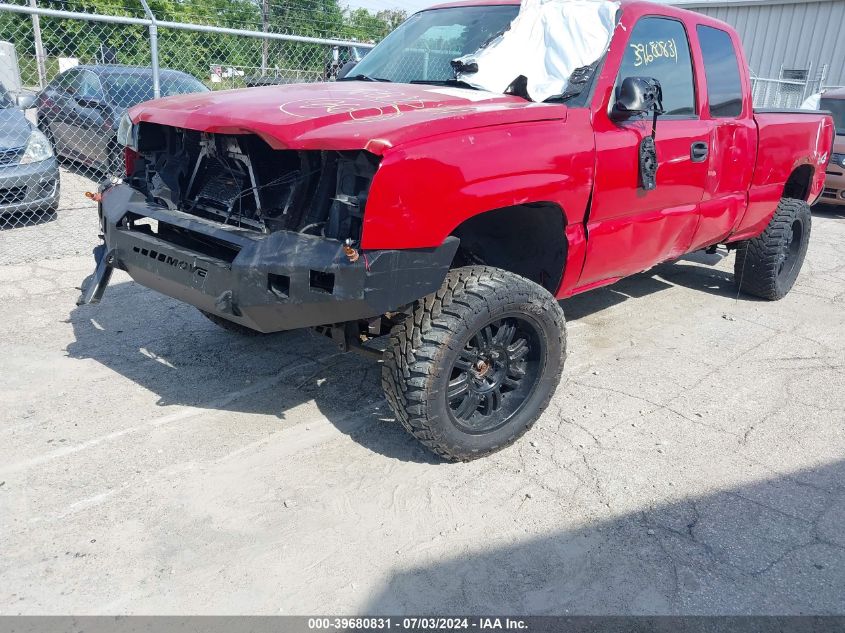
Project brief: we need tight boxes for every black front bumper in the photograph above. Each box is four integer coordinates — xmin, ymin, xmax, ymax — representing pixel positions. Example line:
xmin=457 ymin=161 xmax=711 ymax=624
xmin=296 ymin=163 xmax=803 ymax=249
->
xmin=78 ymin=184 xmax=458 ymax=333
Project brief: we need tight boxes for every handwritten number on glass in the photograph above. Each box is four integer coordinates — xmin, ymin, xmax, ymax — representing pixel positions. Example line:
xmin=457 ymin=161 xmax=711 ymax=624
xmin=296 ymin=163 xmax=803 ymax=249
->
xmin=630 ymin=39 xmax=678 ymax=67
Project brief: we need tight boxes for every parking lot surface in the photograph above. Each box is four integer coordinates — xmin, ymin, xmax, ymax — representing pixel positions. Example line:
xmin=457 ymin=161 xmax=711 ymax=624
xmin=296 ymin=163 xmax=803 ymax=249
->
xmin=1 ymin=170 xmax=844 ymax=614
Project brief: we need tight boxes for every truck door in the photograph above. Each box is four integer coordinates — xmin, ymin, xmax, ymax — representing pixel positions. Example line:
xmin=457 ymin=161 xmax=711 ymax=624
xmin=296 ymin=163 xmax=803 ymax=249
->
xmin=42 ymin=69 xmax=81 ymax=159
xmin=579 ymin=16 xmax=710 ymax=287
xmin=688 ymin=24 xmax=756 ymax=251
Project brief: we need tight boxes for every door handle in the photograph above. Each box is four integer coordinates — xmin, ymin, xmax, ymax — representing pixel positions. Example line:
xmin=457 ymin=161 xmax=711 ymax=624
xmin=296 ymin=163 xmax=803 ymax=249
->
xmin=691 ymin=141 xmax=709 ymax=163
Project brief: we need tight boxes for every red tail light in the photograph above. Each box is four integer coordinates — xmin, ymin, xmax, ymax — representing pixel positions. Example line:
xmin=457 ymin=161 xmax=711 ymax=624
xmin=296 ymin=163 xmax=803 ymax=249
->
xmin=124 ymin=146 xmax=140 ymax=177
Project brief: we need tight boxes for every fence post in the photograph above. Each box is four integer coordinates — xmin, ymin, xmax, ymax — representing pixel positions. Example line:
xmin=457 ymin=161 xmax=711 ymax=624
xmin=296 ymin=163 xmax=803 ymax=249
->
xmin=138 ymin=0 xmax=161 ymax=98
xmin=261 ymin=0 xmax=269 ymax=74
xmin=800 ymin=61 xmax=813 ymax=102
xmin=28 ymin=0 xmax=47 ymax=88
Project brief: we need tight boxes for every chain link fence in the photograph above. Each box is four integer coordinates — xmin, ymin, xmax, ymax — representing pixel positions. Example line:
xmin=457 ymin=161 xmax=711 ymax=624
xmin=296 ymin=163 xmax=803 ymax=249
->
xmin=749 ymin=76 xmax=844 ymax=109
xmin=750 ymin=77 xmax=808 ymax=109
xmin=0 ymin=1 xmax=375 ymax=265
xmin=750 ymin=62 xmax=844 ymax=110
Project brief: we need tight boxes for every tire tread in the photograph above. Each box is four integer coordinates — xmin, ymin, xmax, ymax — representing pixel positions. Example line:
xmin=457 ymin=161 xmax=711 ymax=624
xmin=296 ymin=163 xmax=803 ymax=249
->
xmin=734 ymin=198 xmax=811 ymax=300
xmin=382 ymin=266 xmax=566 ymax=461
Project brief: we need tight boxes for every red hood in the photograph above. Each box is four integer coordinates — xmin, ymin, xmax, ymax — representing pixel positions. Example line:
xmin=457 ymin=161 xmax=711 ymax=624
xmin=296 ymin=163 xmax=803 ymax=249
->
xmin=129 ymin=81 xmax=567 ymax=155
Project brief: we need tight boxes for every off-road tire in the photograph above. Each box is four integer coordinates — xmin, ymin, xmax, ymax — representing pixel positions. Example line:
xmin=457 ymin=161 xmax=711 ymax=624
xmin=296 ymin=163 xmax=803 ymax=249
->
xmin=734 ymin=197 xmax=811 ymax=300
xmin=199 ymin=310 xmax=265 ymax=336
xmin=382 ymin=266 xmax=566 ymax=461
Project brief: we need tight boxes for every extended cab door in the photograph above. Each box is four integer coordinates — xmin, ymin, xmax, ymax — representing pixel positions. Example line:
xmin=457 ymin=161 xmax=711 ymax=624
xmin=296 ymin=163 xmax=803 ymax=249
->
xmin=578 ymin=15 xmax=710 ymax=288
xmin=688 ymin=24 xmax=756 ymax=250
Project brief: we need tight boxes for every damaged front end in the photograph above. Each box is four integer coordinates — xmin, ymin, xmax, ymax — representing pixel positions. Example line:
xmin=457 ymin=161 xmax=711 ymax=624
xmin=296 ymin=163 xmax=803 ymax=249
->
xmin=134 ymin=123 xmax=377 ymax=240
xmin=78 ymin=122 xmax=457 ymax=333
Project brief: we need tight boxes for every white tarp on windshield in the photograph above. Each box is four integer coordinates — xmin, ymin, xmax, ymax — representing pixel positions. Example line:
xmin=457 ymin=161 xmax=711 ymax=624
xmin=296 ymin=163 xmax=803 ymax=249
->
xmin=454 ymin=0 xmax=619 ymax=102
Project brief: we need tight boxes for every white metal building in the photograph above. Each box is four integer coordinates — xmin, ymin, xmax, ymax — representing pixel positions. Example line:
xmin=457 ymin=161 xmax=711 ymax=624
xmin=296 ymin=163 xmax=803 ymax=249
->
xmin=673 ymin=0 xmax=845 ymax=91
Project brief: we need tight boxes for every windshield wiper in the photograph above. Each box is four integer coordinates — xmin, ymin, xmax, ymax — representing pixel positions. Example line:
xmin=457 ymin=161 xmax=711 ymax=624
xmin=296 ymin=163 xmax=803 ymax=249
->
xmin=337 ymin=74 xmax=392 ymax=83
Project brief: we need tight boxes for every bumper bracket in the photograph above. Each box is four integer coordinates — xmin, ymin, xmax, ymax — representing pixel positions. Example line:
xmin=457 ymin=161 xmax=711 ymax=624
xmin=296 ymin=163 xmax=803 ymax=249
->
xmin=77 ymin=244 xmax=115 ymax=306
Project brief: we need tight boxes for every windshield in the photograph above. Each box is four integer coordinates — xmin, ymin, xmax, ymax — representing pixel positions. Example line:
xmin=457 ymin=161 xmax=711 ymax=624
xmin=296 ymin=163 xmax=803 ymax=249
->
xmin=0 ymin=84 xmax=13 ymax=109
xmin=820 ymin=98 xmax=845 ymax=135
xmin=103 ymin=73 xmax=208 ymax=109
xmin=348 ymin=6 xmax=519 ymax=85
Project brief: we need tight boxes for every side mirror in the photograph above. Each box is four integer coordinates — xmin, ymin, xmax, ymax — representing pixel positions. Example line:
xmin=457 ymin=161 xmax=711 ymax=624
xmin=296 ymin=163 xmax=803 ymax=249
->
xmin=16 ymin=94 xmax=35 ymax=110
xmin=75 ymin=95 xmax=105 ymax=108
xmin=613 ymin=76 xmax=663 ymax=117
xmin=612 ymin=77 xmax=665 ymax=191
xmin=335 ymin=60 xmax=357 ymax=80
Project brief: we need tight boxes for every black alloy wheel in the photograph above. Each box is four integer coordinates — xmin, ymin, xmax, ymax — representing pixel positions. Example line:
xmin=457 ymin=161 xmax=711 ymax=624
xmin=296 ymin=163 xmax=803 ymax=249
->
xmin=447 ymin=316 xmax=543 ymax=434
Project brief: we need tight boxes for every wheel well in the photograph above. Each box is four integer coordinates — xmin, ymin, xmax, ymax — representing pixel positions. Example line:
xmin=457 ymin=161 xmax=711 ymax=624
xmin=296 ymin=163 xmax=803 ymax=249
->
xmin=783 ymin=165 xmax=814 ymax=201
xmin=450 ymin=203 xmax=567 ymax=293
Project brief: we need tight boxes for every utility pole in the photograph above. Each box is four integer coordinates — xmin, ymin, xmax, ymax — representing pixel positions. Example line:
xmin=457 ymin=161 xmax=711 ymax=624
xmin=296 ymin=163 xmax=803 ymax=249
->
xmin=29 ymin=0 xmax=47 ymax=89
xmin=261 ymin=0 xmax=270 ymax=75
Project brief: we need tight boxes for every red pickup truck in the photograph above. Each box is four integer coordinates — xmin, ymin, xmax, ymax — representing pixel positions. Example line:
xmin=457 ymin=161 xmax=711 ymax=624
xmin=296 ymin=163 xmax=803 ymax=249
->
xmin=79 ymin=0 xmax=835 ymax=461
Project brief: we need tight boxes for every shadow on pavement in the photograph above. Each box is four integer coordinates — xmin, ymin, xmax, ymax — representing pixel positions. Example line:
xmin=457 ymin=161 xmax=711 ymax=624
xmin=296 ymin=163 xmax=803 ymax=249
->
xmin=0 ymin=208 xmax=58 ymax=231
xmin=812 ymin=203 xmax=845 ymax=220
xmin=66 ymin=279 xmax=440 ymax=464
xmin=66 ymin=252 xmax=752 ymax=464
xmin=360 ymin=459 xmax=845 ymax=614
xmin=561 ymin=249 xmax=756 ymax=321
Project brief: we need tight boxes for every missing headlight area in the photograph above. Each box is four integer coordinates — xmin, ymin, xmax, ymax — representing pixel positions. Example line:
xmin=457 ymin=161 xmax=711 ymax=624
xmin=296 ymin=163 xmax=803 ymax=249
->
xmin=127 ymin=122 xmax=378 ymax=242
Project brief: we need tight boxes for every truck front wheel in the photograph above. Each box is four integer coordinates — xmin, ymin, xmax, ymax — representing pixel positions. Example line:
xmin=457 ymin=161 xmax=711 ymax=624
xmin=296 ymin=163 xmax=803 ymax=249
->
xmin=734 ymin=197 xmax=811 ymax=301
xmin=382 ymin=266 xmax=566 ymax=461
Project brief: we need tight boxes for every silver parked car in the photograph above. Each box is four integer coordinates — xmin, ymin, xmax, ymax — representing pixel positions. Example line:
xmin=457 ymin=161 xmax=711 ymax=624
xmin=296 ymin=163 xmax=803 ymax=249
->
xmin=0 ymin=83 xmax=59 ymax=216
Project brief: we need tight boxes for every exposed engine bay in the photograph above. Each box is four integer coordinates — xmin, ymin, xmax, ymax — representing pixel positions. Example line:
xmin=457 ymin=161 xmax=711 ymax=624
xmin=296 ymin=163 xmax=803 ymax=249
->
xmin=127 ymin=122 xmax=378 ymax=243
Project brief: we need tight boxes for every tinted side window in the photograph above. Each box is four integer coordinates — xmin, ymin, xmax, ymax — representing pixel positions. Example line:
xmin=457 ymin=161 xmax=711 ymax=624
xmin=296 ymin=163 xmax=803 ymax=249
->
xmin=697 ymin=25 xmax=743 ymax=118
xmin=78 ymin=71 xmax=103 ymax=99
xmin=54 ymin=70 xmax=78 ymax=93
xmin=819 ymin=98 xmax=845 ymax=136
xmin=616 ymin=17 xmax=695 ymax=116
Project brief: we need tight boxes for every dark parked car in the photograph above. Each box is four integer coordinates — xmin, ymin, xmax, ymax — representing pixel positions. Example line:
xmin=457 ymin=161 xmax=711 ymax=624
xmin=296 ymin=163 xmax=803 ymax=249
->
xmin=0 ymin=82 xmax=59 ymax=216
xmin=34 ymin=65 xmax=208 ymax=174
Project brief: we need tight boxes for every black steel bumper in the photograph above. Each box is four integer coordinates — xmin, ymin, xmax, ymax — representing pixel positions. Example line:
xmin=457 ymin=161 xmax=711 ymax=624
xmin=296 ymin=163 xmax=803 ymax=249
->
xmin=77 ymin=184 xmax=459 ymax=333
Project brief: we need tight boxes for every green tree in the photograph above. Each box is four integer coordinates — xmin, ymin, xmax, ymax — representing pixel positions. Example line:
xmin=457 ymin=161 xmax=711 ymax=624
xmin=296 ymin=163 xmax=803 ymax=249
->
xmin=375 ymin=9 xmax=407 ymax=34
xmin=0 ymin=0 xmax=407 ymax=89
xmin=344 ymin=7 xmax=407 ymax=41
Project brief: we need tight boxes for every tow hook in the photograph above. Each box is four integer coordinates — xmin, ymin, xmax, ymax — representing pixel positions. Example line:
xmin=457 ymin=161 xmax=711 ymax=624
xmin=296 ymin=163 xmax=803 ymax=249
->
xmin=85 ymin=177 xmax=123 ymax=203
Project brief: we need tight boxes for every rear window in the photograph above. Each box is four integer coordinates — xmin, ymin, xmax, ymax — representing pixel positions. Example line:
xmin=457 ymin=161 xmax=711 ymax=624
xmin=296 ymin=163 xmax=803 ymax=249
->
xmin=820 ymin=98 xmax=845 ymax=135
xmin=103 ymin=72 xmax=207 ymax=109
xmin=697 ymin=25 xmax=743 ymax=118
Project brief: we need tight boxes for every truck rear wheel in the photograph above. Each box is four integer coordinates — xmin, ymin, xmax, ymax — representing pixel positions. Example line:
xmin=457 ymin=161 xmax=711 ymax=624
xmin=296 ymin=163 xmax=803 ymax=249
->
xmin=734 ymin=197 xmax=811 ymax=300
xmin=382 ymin=266 xmax=566 ymax=461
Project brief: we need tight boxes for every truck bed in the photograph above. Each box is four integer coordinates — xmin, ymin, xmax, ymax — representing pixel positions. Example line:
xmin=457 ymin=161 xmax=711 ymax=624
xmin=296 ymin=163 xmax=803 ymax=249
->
xmin=731 ymin=110 xmax=835 ymax=241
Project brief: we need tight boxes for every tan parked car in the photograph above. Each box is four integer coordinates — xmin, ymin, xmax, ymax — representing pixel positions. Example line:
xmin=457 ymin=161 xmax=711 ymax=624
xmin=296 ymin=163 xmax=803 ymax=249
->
xmin=820 ymin=89 xmax=845 ymax=207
